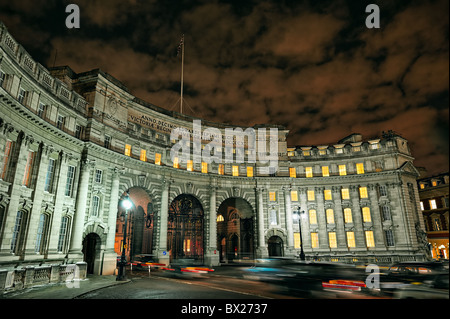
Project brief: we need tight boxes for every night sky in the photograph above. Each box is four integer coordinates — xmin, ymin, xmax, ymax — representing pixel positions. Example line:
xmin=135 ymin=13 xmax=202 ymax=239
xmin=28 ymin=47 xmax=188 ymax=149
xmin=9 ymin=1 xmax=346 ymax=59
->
xmin=0 ymin=0 xmax=448 ymax=175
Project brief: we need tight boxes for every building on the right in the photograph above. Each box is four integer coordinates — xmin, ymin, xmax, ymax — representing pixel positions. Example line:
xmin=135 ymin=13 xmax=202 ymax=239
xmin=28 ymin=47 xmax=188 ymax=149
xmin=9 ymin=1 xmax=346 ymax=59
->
xmin=417 ymin=171 xmax=449 ymax=259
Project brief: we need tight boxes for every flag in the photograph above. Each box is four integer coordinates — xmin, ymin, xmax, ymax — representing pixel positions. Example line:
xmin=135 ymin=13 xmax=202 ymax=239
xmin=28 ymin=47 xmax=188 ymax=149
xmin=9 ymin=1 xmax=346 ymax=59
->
xmin=177 ymin=34 xmax=184 ymax=57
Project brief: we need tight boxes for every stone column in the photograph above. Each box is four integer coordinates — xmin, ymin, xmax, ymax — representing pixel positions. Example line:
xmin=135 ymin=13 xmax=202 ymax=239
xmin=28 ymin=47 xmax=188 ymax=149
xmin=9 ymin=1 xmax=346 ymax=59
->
xmin=157 ymin=178 xmax=170 ymax=265
xmin=256 ymin=187 xmax=268 ymax=258
xmin=205 ymin=183 xmax=219 ymax=266
xmin=284 ymin=186 xmax=294 ymax=252
xmin=68 ymin=158 xmax=93 ymax=259
xmin=103 ymin=167 xmax=122 ymax=275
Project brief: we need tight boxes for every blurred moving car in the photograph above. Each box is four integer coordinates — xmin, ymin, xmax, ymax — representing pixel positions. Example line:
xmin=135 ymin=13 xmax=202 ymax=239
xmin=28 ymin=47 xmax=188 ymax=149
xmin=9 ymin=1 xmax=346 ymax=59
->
xmin=380 ymin=261 xmax=447 ymax=296
xmin=163 ymin=259 xmax=214 ymax=278
xmin=131 ymin=254 xmax=165 ymax=270
xmin=393 ymin=273 xmax=449 ymax=299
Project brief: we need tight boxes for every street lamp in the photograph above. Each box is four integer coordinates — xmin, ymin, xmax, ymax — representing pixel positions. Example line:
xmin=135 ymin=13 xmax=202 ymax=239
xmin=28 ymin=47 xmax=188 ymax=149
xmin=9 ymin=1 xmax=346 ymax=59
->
xmin=293 ymin=208 xmax=306 ymax=261
xmin=116 ymin=193 xmax=133 ymax=281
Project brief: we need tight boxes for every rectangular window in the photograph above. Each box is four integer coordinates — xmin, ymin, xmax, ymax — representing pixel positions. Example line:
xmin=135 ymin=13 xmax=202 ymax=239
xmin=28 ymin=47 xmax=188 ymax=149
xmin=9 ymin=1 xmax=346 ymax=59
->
xmin=309 ymin=209 xmax=317 ymax=225
xmin=95 ymin=169 xmax=102 ymax=183
xmin=1 ymin=140 xmax=12 ymax=180
xmin=218 ymin=164 xmax=224 ymax=175
xmin=322 ymin=166 xmax=329 ymax=177
xmin=385 ymin=230 xmax=395 ymax=247
xmin=339 ymin=165 xmax=347 ymax=176
xmin=362 ymin=207 xmax=372 ymax=223
xmin=155 ymin=153 xmax=161 ymax=165
xmin=311 ymin=233 xmax=319 ymax=248
xmin=303 ymin=150 xmax=311 ymax=156
xmin=341 ymin=188 xmax=350 ymax=200
xmin=381 ymin=206 xmax=391 ymax=221
xmin=429 ymin=199 xmax=437 ymax=209
xmin=307 ymin=190 xmax=315 ymax=201
xmin=75 ymin=125 xmax=82 ymax=139
xmin=326 ymin=209 xmax=335 ymax=224
xmin=324 ymin=189 xmax=332 ymax=201
xmin=187 ymin=160 xmax=193 ymax=171
xmin=359 ymin=186 xmax=368 ymax=199
xmin=18 ymin=87 xmax=25 ymax=104
xmin=294 ymin=233 xmax=301 ymax=249
xmin=269 ymin=209 xmax=278 ymax=225
xmin=11 ymin=211 xmax=25 ymax=253
xmin=44 ymin=158 xmax=56 ymax=192
xmin=365 ymin=231 xmax=375 ymax=248
xmin=356 ymin=163 xmax=365 ymax=174
xmin=57 ymin=115 xmax=65 ymax=129
xmin=289 ymin=167 xmax=296 ymax=178
xmin=305 ymin=167 xmax=313 ymax=178
xmin=434 ymin=218 xmax=441 ymax=231
xmin=140 ymin=149 xmax=147 ymax=161
xmin=344 ymin=208 xmax=353 ymax=223
xmin=57 ymin=216 xmax=69 ymax=252
xmin=247 ymin=166 xmax=253 ymax=177
xmin=379 ymin=185 xmax=387 ymax=197
xmin=291 ymin=191 xmax=298 ymax=202
xmin=420 ymin=201 xmax=424 ymax=211
xmin=22 ymin=151 xmax=35 ymax=187
xmin=124 ymin=144 xmax=131 ymax=157
xmin=202 ymin=162 xmax=208 ymax=174
xmin=35 ymin=214 xmax=48 ymax=254
xmin=37 ymin=102 xmax=45 ymax=118
xmin=269 ymin=191 xmax=276 ymax=202
xmin=0 ymin=71 xmax=5 ymax=87
xmin=232 ymin=165 xmax=239 ymax=176
xmin=328 ymin=232 xmax=337 ymax=248
xmin=104 ymin=135 xmax=111 ymax=149
xmin=65 ymin=165 xmax=76 ymax=197
xmin=173 ymin=156 xmax=180 ymax=168
xmin=347 ymin=232 xmax=356 ymax=248
xmin=92 ymin=196 xmax=100 ymax=217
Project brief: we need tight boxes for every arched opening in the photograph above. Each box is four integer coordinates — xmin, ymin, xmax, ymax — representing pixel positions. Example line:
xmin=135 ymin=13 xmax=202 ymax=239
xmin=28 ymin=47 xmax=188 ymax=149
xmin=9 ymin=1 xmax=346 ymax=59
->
xmin=217 ymin=198 xmax=254 ymax=262
xmin=268 ymin=236 xmax=284 ymax=257
xmin=115 ymin=187 xmax=154 ymax=263
xmin=83 ymin=233 xmax=101 ymax=274
xmin=168 ymin=194 xmax=204 ymax=262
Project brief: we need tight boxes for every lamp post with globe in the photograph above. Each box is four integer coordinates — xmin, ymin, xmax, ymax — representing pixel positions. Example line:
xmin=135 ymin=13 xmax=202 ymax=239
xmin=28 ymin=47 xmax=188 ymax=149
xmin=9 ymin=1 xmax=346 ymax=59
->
xmin=116 ymin=193 xmax=133 ymax=281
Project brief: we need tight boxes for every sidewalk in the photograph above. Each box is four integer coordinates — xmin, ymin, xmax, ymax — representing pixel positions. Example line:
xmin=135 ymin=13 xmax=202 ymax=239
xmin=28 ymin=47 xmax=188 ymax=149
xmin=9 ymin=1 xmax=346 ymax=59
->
xmin=1 ymin=275 xmax=130 ymax=299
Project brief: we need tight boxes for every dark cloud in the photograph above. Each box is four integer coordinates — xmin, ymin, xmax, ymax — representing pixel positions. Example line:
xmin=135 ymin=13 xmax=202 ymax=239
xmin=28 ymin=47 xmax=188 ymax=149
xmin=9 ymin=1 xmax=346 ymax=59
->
xmin=0 ymin=0 xmax=447 ymax=174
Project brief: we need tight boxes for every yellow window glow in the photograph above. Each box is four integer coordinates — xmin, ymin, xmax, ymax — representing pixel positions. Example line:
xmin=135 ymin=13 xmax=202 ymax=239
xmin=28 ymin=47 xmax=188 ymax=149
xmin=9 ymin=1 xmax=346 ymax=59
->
xmin=140 ymin=149 xmax=147 ymax=161
xmin=124 ymin=144 xmax=131 ymax=156
xmin=328 ymin=232 xmax=337 ymax=248
xmin=218 ymin=164 xmax=224 ymax=175
xmin=305 ymin=167 xmax=313 ymax=178
xmin=202 ymin=162 xmax=208 ymax=173
xmin=362 ymin=207 xmax=372 ymax=222
xmin=309 ymin=209 xmax=317 ymax=224
xmin=173 ymin=157 xmax=180 ymax=168
xmin=311 ymin=233 xmax=319 ymax=248
xmin=326 ymin=209 xmax=335 ymax=224
xmin=324 ymin=189 xmax=332 ymax=201
xmin=269 ymin=191 xmax=276 ymax=201
xmin=344 ymin=208 xmax=353 ymax=223
xmin=347 ymin=232 xmax=356 ymax=248
xmin=322 ymin=166 xmax=329 ymax=177
xmin=307 ymin=190 xmax=315 ymax=201
xmin=356 ymin=163 xmax=365 ymax=174
xmin=187 ymin=160 xmax=193 ymax=171
xmin=232 ymin=165 xmax=239 ymax=176
xmin=155 ymin=153 xmax=161 ymax=165
xmin=247 ymin=166 xmax=253 ymax=177
xmin=341 ymin=188 xmax=350 ymax=200
xmin=289 ymin=167 xmax=297 ymax=178
xmin=365 ymin=231 xmax=375 ymax=247
xmin=291 ymin=191 xmax=298 ymax=202
xmin=339 ymin=165 xmax=347 ymax=176
xmin=359 ymin=186 xmax=368 ymax=198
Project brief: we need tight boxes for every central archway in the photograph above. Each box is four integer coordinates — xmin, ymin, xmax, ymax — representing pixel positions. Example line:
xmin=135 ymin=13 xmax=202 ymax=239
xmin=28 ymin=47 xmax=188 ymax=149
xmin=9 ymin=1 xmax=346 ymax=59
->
xmin=168 ymin=194 xmax=204 ymax=262
xmin=217 ymin=197 xmax=254 ymax=262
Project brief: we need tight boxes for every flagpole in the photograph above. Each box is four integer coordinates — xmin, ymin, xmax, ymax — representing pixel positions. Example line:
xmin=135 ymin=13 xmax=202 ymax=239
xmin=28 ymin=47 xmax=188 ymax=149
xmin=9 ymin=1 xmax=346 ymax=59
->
xmin=180 ymin=35 xmax=184 ymax=114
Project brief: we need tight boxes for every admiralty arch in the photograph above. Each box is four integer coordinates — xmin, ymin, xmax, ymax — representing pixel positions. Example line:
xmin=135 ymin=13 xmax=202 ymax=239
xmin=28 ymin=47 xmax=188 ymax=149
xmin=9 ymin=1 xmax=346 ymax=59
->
xmin=0 ymin=22 xmax=429 ymax=277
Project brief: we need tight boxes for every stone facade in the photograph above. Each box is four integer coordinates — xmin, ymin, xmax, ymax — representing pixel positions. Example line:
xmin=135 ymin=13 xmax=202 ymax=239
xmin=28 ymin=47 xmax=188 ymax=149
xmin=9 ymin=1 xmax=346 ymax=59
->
xmin=0 ymin=22 xmax=429 ymax=277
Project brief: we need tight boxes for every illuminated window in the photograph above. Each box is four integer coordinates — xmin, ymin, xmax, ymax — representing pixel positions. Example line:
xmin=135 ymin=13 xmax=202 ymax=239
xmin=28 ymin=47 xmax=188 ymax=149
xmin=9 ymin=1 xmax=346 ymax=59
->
xmin=309 ymin=209 xmax=317 ymax=224
xmin=187 ymin=160 xmax=193 ymax=171
xmin=291 ymin=191 xmax=298 ymax=202
xmin=431 ymin=180 xmax=437 ymax=187
xmin=307 ymin=190 xmax=315 ymax=201
xmin=124 ymin=144 xmax=131 ymax=157
xmin=328 ymin=232 xmax=337 ymax=248
xmin=155 ymin=153 xmax=161 ymax=165
xmin=339 ymin=165 xmax=347 ymax=176
xmin=341 ymin=188 xmax=350 ymax=200
xmin=362 ymin=207 xmax=372 ymax=222
xmin=356 ymin=163 xmax=365 ymax=174
xmin=365 ymin=231 xmax=375 ymax=248
xmin=218 ymin=164 xmax=224 ymax=175
xmin=353 ymin=146 xmax=361 ymax=152
xmin=420 ymin=183 xmax=425 ymax=189
xmin=1 ymin=140 xmax=12 ymax=180
xmin=269 ymin=191 xmax=276 ymax=201
xmin=420 ymin=201 xmax=424 ymax=210
xmin=202 ymin=162 xmax=208 ymax=173
xmin=344 ymin=208 xmax=353 ymax=223
xmin=294 ymin=233 xmax=301 ymax=249
xmin=429 ymin=199 xmax=437 ymax=209
xmin=289 ymin=167 xmax=296 ymax=178
xmin=346 ymin=232 xmax=356 ymax=248
xmin=319 ymin=149 xmax=327 ymax=155
xmin=311 ymin=233 xmax=319 ymax=248
xmin=22 ymin=151 xmax=35 ymax=187
xmin=232 ymin=165 xmax=239 ymax=176
xmin=303 ymin=150 xmax=311 ymax=156
xmin=326 ymin=209 xmax=335 ymax=224
xmin=173 ymin=157 xmax=180 ymax=168
xmin=216 ymin=214 xmax=224 ymax=222
xmin=247 ymin=166 xmax=253 ymax=177
xmin=359 ymin=186 xmax=368 ymax=198
xmin=140 ymin=149 xmax=147 ymax=161
xmin=305 ymin=167 xmax=313 ymax=178
xmin=324 ymin=189 xmax=332 ymax=201
xmin=322 ymin=166 xmax=329 ymax=177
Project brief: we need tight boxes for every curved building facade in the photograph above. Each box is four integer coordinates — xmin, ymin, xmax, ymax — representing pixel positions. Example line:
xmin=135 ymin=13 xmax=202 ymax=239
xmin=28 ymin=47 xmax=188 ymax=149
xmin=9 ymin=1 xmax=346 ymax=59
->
xmin=0 ymin=22 xmax=429 ymax=276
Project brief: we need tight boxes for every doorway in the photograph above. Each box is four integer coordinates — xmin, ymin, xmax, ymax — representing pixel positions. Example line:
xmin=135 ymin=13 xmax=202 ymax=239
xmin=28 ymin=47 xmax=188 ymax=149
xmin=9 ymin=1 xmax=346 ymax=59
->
xmin=268 ymin=236 xmax=283 ymax=257
xmin=82 ymin=233 xmax=101 ymax=274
